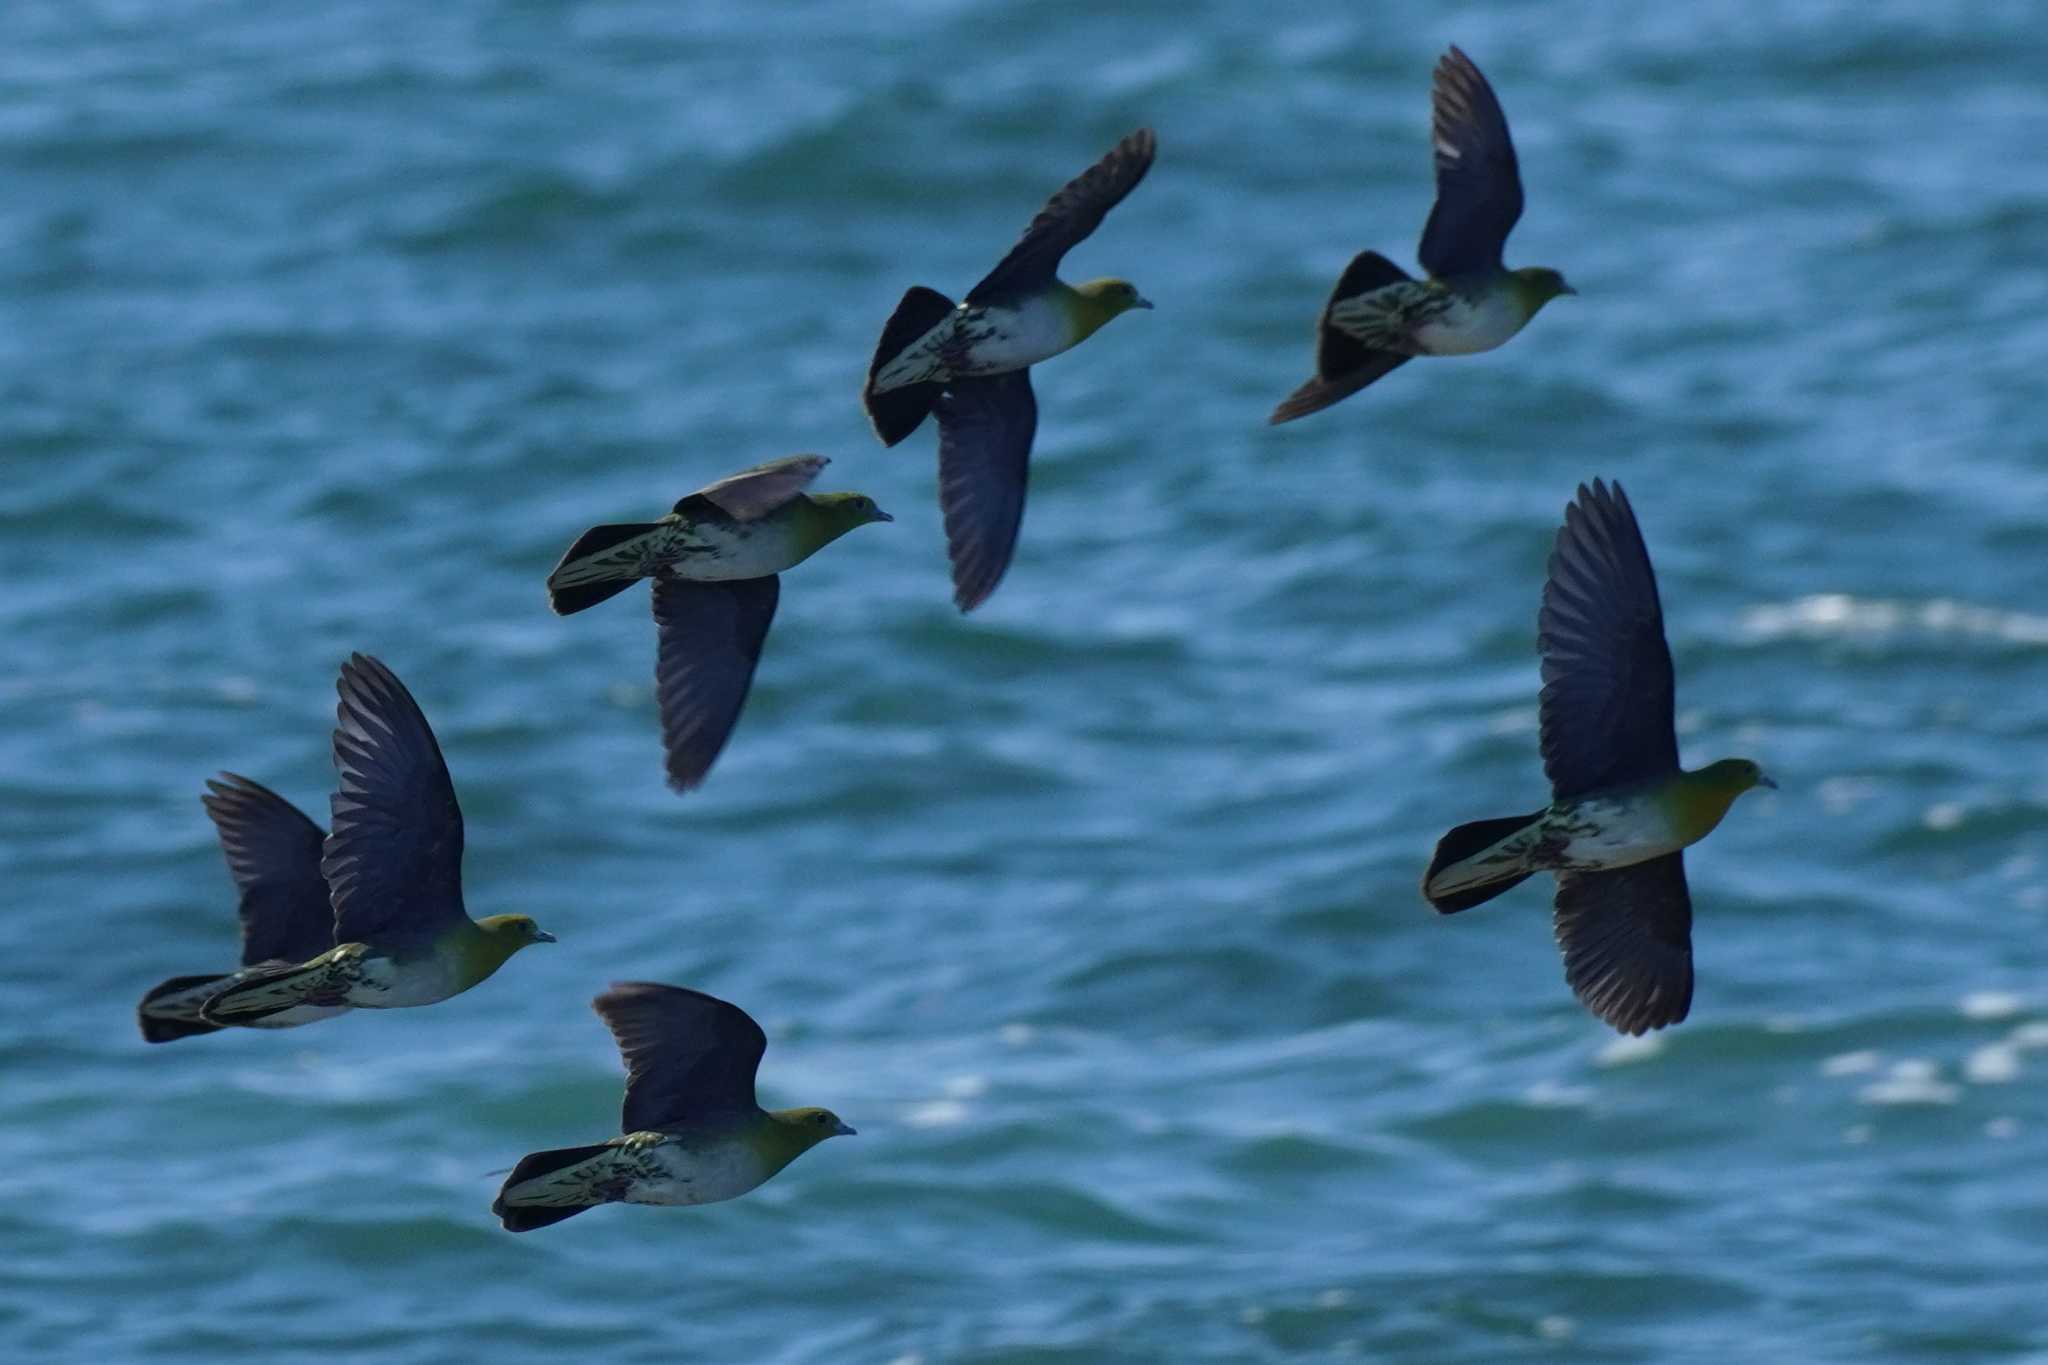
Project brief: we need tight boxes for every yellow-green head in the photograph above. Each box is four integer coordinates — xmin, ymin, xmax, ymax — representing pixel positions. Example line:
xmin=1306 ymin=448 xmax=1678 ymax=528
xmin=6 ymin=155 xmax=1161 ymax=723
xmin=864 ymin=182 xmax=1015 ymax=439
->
xmin=807 ymin=492 xmax=893 ymax=531
xmin=476 ymin=914 xmax=558 ymax=950
xmin=1509 ymin=266 xmax=1576 ymax=312
xmin=1068 ymin=277 xmax=1154 ymax=338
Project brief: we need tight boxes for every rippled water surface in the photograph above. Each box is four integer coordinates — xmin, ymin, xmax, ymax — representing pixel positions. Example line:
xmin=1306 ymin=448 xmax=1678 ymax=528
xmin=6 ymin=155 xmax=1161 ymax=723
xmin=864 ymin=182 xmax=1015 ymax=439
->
xmin=5 ymin=2 xmax=2048 ymax=1361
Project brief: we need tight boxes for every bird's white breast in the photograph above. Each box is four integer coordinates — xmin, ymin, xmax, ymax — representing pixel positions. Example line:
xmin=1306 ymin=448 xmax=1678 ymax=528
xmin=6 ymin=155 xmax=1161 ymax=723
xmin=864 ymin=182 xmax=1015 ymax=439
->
xmin=656 ymin=520 xmax=802 ymax=582
xmin=627 ymin=1139 xmax=770 ymax=1207
xmin=1550 ymin=796 xmax=1686 ymax=871
xmin=1414 ymin=289 xmax=1528 ymax=356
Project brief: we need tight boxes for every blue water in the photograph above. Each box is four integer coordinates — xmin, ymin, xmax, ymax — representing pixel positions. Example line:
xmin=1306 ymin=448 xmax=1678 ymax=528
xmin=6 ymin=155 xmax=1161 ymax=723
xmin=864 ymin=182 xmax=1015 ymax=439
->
xmin=6 ymin=2 xmax=2048 ymax=1360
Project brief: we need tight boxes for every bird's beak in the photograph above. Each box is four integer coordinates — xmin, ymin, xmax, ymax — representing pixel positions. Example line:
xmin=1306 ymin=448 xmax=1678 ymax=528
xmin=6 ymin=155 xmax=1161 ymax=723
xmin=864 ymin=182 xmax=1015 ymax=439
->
xmin=1757 ymin=773 xmax=1778 ymax=791
xmin=533 ymin=930 xmax=558 ymax=944
xmin=832 ymin=1121 xmax=858 ymax=1137
xmin=873 ymin=509 xmax=895 ymax=523
xmin=1133 ymin=295 xmax=1155 ymax=310
xmin=1559 ymin=282 xmax=1579 ymax=296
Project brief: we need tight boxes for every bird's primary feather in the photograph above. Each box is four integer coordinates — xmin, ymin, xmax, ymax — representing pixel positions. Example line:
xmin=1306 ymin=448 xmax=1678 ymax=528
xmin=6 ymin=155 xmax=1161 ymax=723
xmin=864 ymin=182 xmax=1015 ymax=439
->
xmin=1417 ymin=45 xmax=1525 ymax=280
xmin=593 ymin=982 xmax=768 ymax=1133
xmin=321 ymin=654 xmax=468 ymax=947
xmin=1553 ymin=854 xmax=1695 ymax=1035
xmin=1537 ymin=480 xmax=1680 ymax=800
xmin=935 ymin=370 xmax=1038 ymax=612
xmin=651 ymin=576 xmax=780 ymax=792
xmin=966 ymin=128 xmax=1157 ymax=305
xmin=201 ymin=774 xmax=334 ymax=967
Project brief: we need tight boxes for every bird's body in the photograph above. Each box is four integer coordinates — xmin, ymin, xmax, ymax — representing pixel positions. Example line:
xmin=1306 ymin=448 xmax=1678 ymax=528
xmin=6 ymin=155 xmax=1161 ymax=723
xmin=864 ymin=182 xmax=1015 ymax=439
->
xmin=1271 ymin=47 xmax=1572 ymax=423
xmin=1420 ymin=480 xmax=1772 ymax=1035
xmin=864 ymin=128 xmax=1156 ymax=611
xmin=200 ymin=655 xmax=554 ymax=1028
xmin=544 ymin=456 xmax=891 ymax=793
xmin=493 ymin=982 xmax=854 ymax=1232
xmin=137 ymin=774 xmax=349 ymax=1043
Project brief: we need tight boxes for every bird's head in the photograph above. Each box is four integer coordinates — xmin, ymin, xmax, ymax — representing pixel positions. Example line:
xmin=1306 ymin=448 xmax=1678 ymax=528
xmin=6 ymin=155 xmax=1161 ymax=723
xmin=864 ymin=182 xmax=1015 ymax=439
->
xmin=1703 ymin=757 xmax=1777 ymax=796
xmin=776 ymin=1106 xmax=858 ymax=1146
xmin=1512 ymin=266 xmax=1577 ymax=308
xmin=1073 ymin=277 xmax=1154 ymax=328
xmin=475 ymin=914 xmax=558 ymax=950
xmin=810 ymin=492 xmax=894 ymax=531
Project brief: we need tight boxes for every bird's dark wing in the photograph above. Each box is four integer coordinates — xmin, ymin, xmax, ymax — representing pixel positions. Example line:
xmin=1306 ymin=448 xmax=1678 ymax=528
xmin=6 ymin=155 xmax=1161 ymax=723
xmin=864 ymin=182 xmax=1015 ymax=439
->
xmin=1416 ymin=46 xmax=1525 ymax=280
xmin=935 ymin=370 xmax=1037 ymax=612
xmin=202 ymin=774 xmax=335 ymax=964
xmin=594 ymin=981 xmax=768 ymax=1132
xmin=682 ymin=455 xmax=829 ymax=522
xmin=1538 ymin=479 xmax=1679 ymax=799
xmin=966 ymin=128 xmax=1156 ymax=305
xmin=1553 ymin=854 xmax=1694 ymax=1035
xmin=651 ymin=576 xmax=780 ymax=791
xmin=321 ymin=654 xmax=467 ymax=945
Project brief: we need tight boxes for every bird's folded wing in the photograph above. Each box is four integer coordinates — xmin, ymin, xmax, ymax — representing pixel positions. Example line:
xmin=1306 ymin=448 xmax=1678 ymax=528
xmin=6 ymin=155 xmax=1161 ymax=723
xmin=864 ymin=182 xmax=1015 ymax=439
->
xmin=935 ymin=370 xmax=1037 ymax=612
xmin=1416 ymin=46 xmax=1525 ymax=280
xmin=321 ymin=654 xmax=468 ymax=944
xmin=966 ymin=128 xmax=1156 ymax=305
xmin=1553 ymin=854 xmax=1694 ymax=1035
xmin=684 ymin=454 xmax=829 ymax=522
xmin=594 ymin=982 xmax=768 ymax=1132
xmin=203 ymin=773 xmax=336 ymax=965
xmin=1537 ymin=478 xmax=1679 ymax=799
xmin=651 ymin=576 xmax=780 ymax=791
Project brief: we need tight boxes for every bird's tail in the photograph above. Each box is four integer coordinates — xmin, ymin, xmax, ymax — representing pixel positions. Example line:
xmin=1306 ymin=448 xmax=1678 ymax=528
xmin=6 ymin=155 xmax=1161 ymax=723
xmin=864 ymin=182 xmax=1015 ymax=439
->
xmin=1422 ymin=810 xmax=1546 ymax=913
xmin=137 ymin=973 xmax=234 ymax=1043
xmin=546 ymin=522 xmax=662 ymax=615
xmin=200 ymin=957 xmax=335 ymax=1025
xmin=492 ymin=1142 xmax=618 ymax=1233
xmin=864 ymin=285 xmax=956 ymax=446
xmin=1270 ymin=251 xmax=1415 ymax=424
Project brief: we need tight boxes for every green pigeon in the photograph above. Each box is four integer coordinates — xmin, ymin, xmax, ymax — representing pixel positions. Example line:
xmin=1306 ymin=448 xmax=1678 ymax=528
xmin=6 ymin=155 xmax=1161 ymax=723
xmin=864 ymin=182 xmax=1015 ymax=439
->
xmin=863 ymin=128 xmax=1156 ymax=610
xmin=201 ymin=654 xmax=555 ymax=1025
xmin=1270 ymin=47 xmax=1573 ymax=424
xmin=1421 ymin=480 xmax=1773 ymax=1035
xmin=492 ymin=982 xmax=854 ymax=1232
xmin=136 ymin=775 xmax=350 ymax=1042
xmin=544 ymin=454 xmax=891 ymax=792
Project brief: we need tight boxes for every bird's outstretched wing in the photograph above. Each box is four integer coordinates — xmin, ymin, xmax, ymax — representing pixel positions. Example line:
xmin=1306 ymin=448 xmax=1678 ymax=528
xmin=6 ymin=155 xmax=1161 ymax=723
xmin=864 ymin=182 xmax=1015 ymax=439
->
xmin=321 ymin=654 xmax=468 ymax=945
xmin=1537 ymin=479 xmax=1679 ymax=799
xmin=202 ymin=773 xmax=335 ymax=964
xmin=594 ymin=982 xmax=768 ymax=1132
xmin=966 ymin=128 xmax=1156 ymax=305
xmin=935 ymin=370 xmax=1037 ymax=612
xmin=651 ymin=576 xmax=780 ymax=791
xmin=1553 ymin=854 xmax=1694 ymax=1035
xmin=1416 ymin=47 xmax=1524 ymax=280
xmin=681 ymin=455 xmax=829 ymax=522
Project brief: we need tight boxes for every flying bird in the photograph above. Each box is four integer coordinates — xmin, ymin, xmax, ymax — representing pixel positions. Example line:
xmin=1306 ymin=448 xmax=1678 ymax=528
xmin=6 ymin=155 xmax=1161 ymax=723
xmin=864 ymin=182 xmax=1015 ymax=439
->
xmin=492 ymin=982 xmax=855 ymax=1232
xmin=864 ymin=127 xmax=1156 ymax=610
xmin=137 ymin=775 xmax=349 ymax=1042
xmin=1422 ymin=480 xmax=1773 ymax=1035
xmin=201 ymin=654 xmax=555 ymax=1026
xmin=545 ymin=455 xmax=891 ymax=792
xmin=1271 ymin=47 xmax=1573 ymax=423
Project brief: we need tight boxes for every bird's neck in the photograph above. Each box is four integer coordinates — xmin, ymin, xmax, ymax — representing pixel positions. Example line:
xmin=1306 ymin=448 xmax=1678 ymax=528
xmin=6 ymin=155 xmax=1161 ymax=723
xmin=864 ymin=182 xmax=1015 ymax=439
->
xmin=751 ymin=1110 xmax=830 ymax=1173
xmin=784 ymin=497 xmax=863 ymax=561
xmin=1660 ymin=768 xmax=1748 ymax=842
xmin=449 ymin=921 xmax=527 ymax=985
xmin=1050 ymin=281 xmax=1121 ymax=344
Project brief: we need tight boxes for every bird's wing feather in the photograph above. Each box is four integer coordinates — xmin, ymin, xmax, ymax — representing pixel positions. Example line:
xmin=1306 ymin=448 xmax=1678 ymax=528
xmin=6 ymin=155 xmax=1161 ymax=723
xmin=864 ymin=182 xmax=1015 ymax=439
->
xmin=935 ymin=370 xmax=1037 ymax=612
xmin=1416 ymin=46 xmax=1525 ymax=279
xmin=651 ymin=576 xmax=780 ymax=791
xmin=321 ymin=654 xmax=467 ymax=945
xmin=594 ymin=982 xmax=767 ymax=1131
xmin=1538 ymin=478 xmax=1679 ymax=799
xmin=202 ymin=774 xmax=336 ymax=964
xmin=1553 ymin=854 xmax=1694 ymax=1035
xmin=684 ymin=455 xmax=829 ymax=522
xmin=966 ymin=128 xmax=1156 ymax=305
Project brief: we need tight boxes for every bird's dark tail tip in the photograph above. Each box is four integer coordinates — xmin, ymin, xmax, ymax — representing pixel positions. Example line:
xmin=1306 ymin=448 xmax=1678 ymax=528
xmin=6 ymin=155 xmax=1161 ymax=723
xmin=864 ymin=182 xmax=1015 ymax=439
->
xmin=864 ymin=285 xmax=956 ymax=446
xmin=1422 ymin=811 xmax=1544 ymax=914
xmin=495 ymin=1202 xmax=596 ymax=1233
xmin=492 ymin=1141 xmax=617 ymax=1233
xmin=137 ymin=974 xmax=234 ymax=1043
